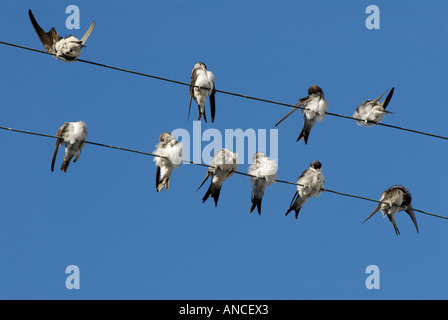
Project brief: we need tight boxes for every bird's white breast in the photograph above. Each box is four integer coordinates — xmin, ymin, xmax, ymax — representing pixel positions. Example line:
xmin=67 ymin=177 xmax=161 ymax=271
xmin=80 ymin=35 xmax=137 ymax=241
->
xmin=305 ymin=97 xmax=328 ymax=122
xmin=249 ymin=158 xmax=278 ymax=187
xmin=194 ymin=70 xmax=214 ymax=91
xmin=298 ymin=169 xmax=324 ymax=198
xmin=66 ymin=122 xmax=87 ymax=145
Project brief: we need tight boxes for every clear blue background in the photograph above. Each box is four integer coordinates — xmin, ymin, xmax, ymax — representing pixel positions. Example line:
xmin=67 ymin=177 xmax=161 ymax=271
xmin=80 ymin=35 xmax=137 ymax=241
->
xmin=1 ymin=0 xmax=447 ymax=299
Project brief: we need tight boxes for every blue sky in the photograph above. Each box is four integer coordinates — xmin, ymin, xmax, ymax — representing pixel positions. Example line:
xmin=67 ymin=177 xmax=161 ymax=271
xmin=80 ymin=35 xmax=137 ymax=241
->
xmin=1 ymin=0 xmax=448 ymax=299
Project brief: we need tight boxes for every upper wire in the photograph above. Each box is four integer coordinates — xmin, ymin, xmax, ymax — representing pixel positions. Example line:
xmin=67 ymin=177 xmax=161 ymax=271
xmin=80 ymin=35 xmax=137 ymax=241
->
xmin=1 ymin=40 xmax=448 ymax=141
xmin=0 ymin=41 xmax=446 ymax=220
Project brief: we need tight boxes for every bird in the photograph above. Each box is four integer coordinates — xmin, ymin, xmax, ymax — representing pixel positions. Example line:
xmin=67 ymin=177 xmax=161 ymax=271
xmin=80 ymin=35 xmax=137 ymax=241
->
xmin=362 ymin=185 xmax=419 ymax=236
xmin=275 ymin=85 xmax=329 ymax=144
xmin=248 ymin=152 xmax=277 ymax=215
xmin=353 ymin=87 xmax=395 ymax=127
xmin=51 ymin=121 xmax=88 ymax=172
xmin=197 ymin=149 xmax=238 ymax=207
xmin=285 ymin=160 xmax=325 ymax=219
xmin=153 ymin=132 xmax=184 ymax=192
xmin=28 ymin=9 xmax=95 ymax=62
xmin=189 ymin=62 xmax=216 ymax=123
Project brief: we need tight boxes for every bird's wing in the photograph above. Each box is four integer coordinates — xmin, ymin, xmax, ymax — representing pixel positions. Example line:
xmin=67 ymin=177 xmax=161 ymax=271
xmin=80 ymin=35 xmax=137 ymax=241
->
xmin=73 ymin=139 xmax=86 ymax=163
xmin=274 ymin=97 xmax=308 ymax=127
xmin=188 ymin=96 xmax=193 ymax=120
xmin=387 ymin=213 xmax=400 ymax=236
xmin=51 ymin=123 xmax=68 ymax=172
xmin=381 ymin=87 xmax=395 ymax=110
xmin=188 ymin=71 xmax=198 ymax=119
xmin=371 ymin=88 xmax=388 ymax=105
xmin=28 ymin=9 xmax=60 ymax=54
xmin=155 ymin=165 xmax=161 ymax=191
xmin=210 ymin=87 xmax=216 ymax=123
xmin=289 ymin=191 xmax=299 ymax=207
xmin=197 ymin=171 xmax=211 ymax=192
xmin=80 ymin=21 xmax=95 ymax=44
xmin=405 ymin=205 xmax=419 ymax=234
xmin=362 ymin=203 xmax=382 ymax=224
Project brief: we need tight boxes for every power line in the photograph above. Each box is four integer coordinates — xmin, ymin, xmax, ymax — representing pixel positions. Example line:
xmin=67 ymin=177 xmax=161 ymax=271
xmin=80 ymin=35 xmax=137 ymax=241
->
xmin=0 ymin=41 xmax=446 ymax=220
xmin=0 ymin=125 xmax=446 ymax=221
xmin=1 ymin=40 xmax=448 ymax=141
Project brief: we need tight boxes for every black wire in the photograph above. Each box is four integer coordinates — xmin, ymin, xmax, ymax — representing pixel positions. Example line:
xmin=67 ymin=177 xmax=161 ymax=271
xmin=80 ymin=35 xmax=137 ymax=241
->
xmin=0 ymin=125 xmax=446 ymax=221
xmin=1 ymin=41 xmax=446 ymax=219
xmin=1 ymin=40 xmax=447 ymax=141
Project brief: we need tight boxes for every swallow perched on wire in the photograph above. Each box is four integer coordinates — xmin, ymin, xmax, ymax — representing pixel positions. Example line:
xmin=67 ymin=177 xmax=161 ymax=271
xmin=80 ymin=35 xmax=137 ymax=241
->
xmin=285 ymin=160 xmax=325 ymax=219
xmin=362 ymin=185 xmax=419 ymax=236
xmin=353 ymin=87 xmax=395 ymax=127
xmin=248 ymin=152 xmax=277 ymax=215
xmin=275 ymin=85 xmax=329 ymax=144
xmin=51 ymin=121 xmax=88 ymax=172
xmin=189 ymin=62 xmax=216 ymax=123
xmin=28 ymin=9 xmax=95 ymax=62
xmin=197 ymin=149 xmax=238 ymax=207
xmin=153 ymin=132 xmax=184 ymax=192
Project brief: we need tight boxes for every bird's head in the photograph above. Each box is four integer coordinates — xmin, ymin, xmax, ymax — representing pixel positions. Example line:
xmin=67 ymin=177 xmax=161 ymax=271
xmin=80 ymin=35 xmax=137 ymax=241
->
xmin=253 ymin=152 xmax=266 ymax=162
xmin=308 ymin=85 xmax=323 ymax=97
xmin=310 ymin=160 xmax=322 ymax=170
xmin=193 ymin=62 xmax=207 ymax=71
xmin=159 ymin=132 xmax=176 ymax=144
